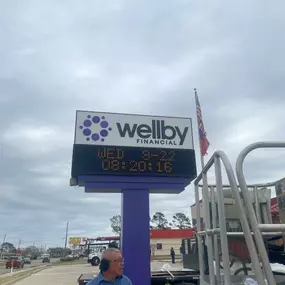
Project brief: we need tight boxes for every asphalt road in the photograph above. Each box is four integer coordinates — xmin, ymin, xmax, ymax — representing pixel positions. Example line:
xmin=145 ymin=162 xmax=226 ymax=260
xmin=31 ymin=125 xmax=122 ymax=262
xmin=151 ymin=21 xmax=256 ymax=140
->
xmin=0 ymin=258 xmax=59 ymax=275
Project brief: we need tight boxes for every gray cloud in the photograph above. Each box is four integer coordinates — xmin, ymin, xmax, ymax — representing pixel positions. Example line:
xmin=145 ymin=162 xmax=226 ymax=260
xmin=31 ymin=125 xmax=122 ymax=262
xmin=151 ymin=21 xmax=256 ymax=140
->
xmin=0 ymin=0 xmax=284 ymax=247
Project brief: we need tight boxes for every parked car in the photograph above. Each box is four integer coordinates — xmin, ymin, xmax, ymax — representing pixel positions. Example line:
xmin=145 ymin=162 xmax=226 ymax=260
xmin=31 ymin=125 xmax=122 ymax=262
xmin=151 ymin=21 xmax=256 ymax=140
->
xmin=23 ymin=257 xmax=31 ymax=264
xmin=68 ymin=253 xmax=79 ymax=260
xmin=5 ymin=257 xmax=24 ymax=269
xmin=42 ymin=254 xmax=50 ymax=263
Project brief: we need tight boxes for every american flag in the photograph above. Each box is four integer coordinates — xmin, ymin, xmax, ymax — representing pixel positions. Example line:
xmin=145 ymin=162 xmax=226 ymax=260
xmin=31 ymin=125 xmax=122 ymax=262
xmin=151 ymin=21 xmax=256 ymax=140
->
xmin=195 ymin=89 xmax=210 ymax=156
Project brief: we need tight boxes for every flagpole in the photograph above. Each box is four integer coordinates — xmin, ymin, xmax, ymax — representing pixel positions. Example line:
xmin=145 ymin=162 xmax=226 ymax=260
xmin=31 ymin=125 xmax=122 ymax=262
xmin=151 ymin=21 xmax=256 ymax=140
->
xmin=194 ymin=88 xmax=215 ymax=283
xmin=194 ymin=88 xmax=207 ymax=172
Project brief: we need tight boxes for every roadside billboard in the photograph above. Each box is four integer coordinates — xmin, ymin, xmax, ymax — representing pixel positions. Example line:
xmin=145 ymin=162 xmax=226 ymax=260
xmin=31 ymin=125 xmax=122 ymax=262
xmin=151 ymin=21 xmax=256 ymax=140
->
xmin=69 ymin=237 xmax=88 ymax=246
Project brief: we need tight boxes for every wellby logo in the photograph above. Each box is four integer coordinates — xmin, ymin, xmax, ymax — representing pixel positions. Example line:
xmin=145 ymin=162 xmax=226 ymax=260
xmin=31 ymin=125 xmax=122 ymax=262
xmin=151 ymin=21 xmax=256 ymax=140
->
xmin=116 ymin=120 xmax=189 ymax=146
xmin=79 ymin=114 xmax=189 ymax=146
xmin=79 ymin=115 xmax=112 ymax=142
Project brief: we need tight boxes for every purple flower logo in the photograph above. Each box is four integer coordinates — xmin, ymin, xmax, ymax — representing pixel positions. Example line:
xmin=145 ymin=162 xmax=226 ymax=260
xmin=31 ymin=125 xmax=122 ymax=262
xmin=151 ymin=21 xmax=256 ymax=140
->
xmin=79 ymin=115 xmax=112 ymax=142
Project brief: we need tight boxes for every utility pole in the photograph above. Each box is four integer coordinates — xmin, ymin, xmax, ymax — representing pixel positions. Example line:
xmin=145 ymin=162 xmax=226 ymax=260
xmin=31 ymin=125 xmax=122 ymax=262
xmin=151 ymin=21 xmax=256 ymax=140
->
xmin=17 ymin=238 xmax=22 ymax=256
xmin=64 ymin=222 xmax=69 ymax=248
xmin=0 ymin=234 xmax=6 ymax=259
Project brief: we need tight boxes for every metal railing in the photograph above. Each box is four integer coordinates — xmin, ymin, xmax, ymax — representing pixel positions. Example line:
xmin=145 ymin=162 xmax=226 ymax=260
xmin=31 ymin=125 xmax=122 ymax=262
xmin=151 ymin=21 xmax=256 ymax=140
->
xmin=194 ymin=150 xmax=266 ymax=285
xmin=236 ymin=141 xmax=285 ymax=285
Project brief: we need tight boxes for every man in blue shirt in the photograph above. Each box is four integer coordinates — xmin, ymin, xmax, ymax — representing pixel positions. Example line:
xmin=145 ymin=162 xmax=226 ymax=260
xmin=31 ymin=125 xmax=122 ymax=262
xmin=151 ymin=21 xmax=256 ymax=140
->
xmin=86 ymin=248 xmax=133 ymax=285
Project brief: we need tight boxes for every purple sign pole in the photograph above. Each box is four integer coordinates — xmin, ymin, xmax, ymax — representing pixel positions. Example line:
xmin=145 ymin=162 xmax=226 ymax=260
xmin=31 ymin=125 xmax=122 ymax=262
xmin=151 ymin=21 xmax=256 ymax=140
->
xmin=121 ymin=189 xmax=150 ymax=284
xmin=81 ymin=175 xmax=191 ymax=285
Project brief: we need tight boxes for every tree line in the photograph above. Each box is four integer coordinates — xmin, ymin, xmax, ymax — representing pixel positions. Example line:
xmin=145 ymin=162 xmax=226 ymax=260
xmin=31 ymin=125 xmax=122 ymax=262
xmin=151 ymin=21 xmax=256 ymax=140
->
xmin=110 ymin=212 xmax=191 ymax=235
xmin=0 ymin=242 xmax=42 ymax=258
xmin=0 ymin=242 xmax=72 ymax=258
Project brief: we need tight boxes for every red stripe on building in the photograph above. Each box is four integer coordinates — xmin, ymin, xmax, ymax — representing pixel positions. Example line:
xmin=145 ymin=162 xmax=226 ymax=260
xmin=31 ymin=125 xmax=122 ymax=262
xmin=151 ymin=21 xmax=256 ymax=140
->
xmin=150 ymin=229 xmax=195 ymax=239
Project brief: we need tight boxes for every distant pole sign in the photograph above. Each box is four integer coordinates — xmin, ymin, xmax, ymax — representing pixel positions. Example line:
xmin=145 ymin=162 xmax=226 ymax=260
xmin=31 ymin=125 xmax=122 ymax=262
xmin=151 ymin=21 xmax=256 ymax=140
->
xmin=71 ymin=111 xmax=196 ymax=185
xmin=69 ymin=237 xmax=81 ymax=246
xmin=70 ymin=111 xmax=197 ymax=285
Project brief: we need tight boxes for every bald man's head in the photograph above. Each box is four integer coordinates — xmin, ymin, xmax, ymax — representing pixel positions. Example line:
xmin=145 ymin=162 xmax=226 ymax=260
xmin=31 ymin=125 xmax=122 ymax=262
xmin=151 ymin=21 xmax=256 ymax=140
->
xmin=102 ymin=248 xmax=121 ymax=260
xmin=100 ymin=248 xmax=124 ymax=277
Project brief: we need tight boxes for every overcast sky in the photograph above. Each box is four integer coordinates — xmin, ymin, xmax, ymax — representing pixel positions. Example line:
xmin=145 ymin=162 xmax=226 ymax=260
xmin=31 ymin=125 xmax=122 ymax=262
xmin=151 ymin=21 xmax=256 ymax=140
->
xmin=0 ymin=0 xmax=285 ymax=248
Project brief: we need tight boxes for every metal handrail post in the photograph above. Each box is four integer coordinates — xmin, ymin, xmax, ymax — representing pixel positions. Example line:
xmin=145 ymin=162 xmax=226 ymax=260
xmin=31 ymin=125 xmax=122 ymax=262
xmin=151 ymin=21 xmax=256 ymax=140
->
xmin=210 ymin=186 xmax=221 ymax=283
xmin=236 ymin=142 xmax=285 ymax=285
xmin=201 ymin=175 xmax=216 ymax=285
xmin=195 ymin=184 xmax=205 ymax=281
xmin=216 ymin=151 xmax=266 ymax=285
xmin=214 ymin=157 xmax=231 ymax=284
xmin=254 ymin=185 xmax=261 ymax=223
xmin=195 ymin=153 xmax=221 ymax=285
xmin=267 ymin=197 xmax=273 ymax=224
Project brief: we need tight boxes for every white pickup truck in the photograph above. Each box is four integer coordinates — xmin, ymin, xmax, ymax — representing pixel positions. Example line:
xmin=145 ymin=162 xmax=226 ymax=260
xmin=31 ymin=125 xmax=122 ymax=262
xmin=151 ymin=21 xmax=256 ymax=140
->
xmin=88 ymin=250 xmax=103 ymax=266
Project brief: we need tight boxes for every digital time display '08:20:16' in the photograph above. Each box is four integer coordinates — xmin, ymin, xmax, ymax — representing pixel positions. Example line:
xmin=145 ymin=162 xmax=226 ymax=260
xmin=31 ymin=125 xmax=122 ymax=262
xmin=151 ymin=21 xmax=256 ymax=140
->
xmin=97 ymin=148 xmax=175 ymax=174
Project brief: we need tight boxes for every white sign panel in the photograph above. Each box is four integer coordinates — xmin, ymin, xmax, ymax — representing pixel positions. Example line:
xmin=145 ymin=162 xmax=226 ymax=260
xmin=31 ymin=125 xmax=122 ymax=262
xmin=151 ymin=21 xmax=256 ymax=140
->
xmin=74 ymin=111 xmax=194 ymax=150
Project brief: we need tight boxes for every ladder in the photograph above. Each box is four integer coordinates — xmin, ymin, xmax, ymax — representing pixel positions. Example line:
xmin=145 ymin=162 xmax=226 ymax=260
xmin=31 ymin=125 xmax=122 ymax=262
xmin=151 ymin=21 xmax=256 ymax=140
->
xmin=195 ymin=141 xmax=285 ymax=285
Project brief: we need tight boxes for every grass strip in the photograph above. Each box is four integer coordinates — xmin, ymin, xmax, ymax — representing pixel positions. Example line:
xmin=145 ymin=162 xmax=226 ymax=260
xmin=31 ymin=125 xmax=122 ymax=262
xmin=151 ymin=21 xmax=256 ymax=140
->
xmin=52 ymin=259 xmax=87 ymax=266
xmin=0 ymin=265 xmax=49 ymax=285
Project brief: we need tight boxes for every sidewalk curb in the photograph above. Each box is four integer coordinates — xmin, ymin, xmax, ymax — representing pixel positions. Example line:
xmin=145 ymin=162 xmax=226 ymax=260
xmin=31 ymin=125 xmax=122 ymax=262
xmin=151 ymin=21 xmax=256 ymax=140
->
xmin=1 ymin=265 xmax=51 ymax=285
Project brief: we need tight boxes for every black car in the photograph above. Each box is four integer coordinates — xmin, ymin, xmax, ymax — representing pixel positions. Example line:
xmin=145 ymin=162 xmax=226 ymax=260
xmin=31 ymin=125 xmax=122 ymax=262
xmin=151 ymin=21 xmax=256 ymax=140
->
xmin=42 ymin=256 xmax=50 ymax=263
